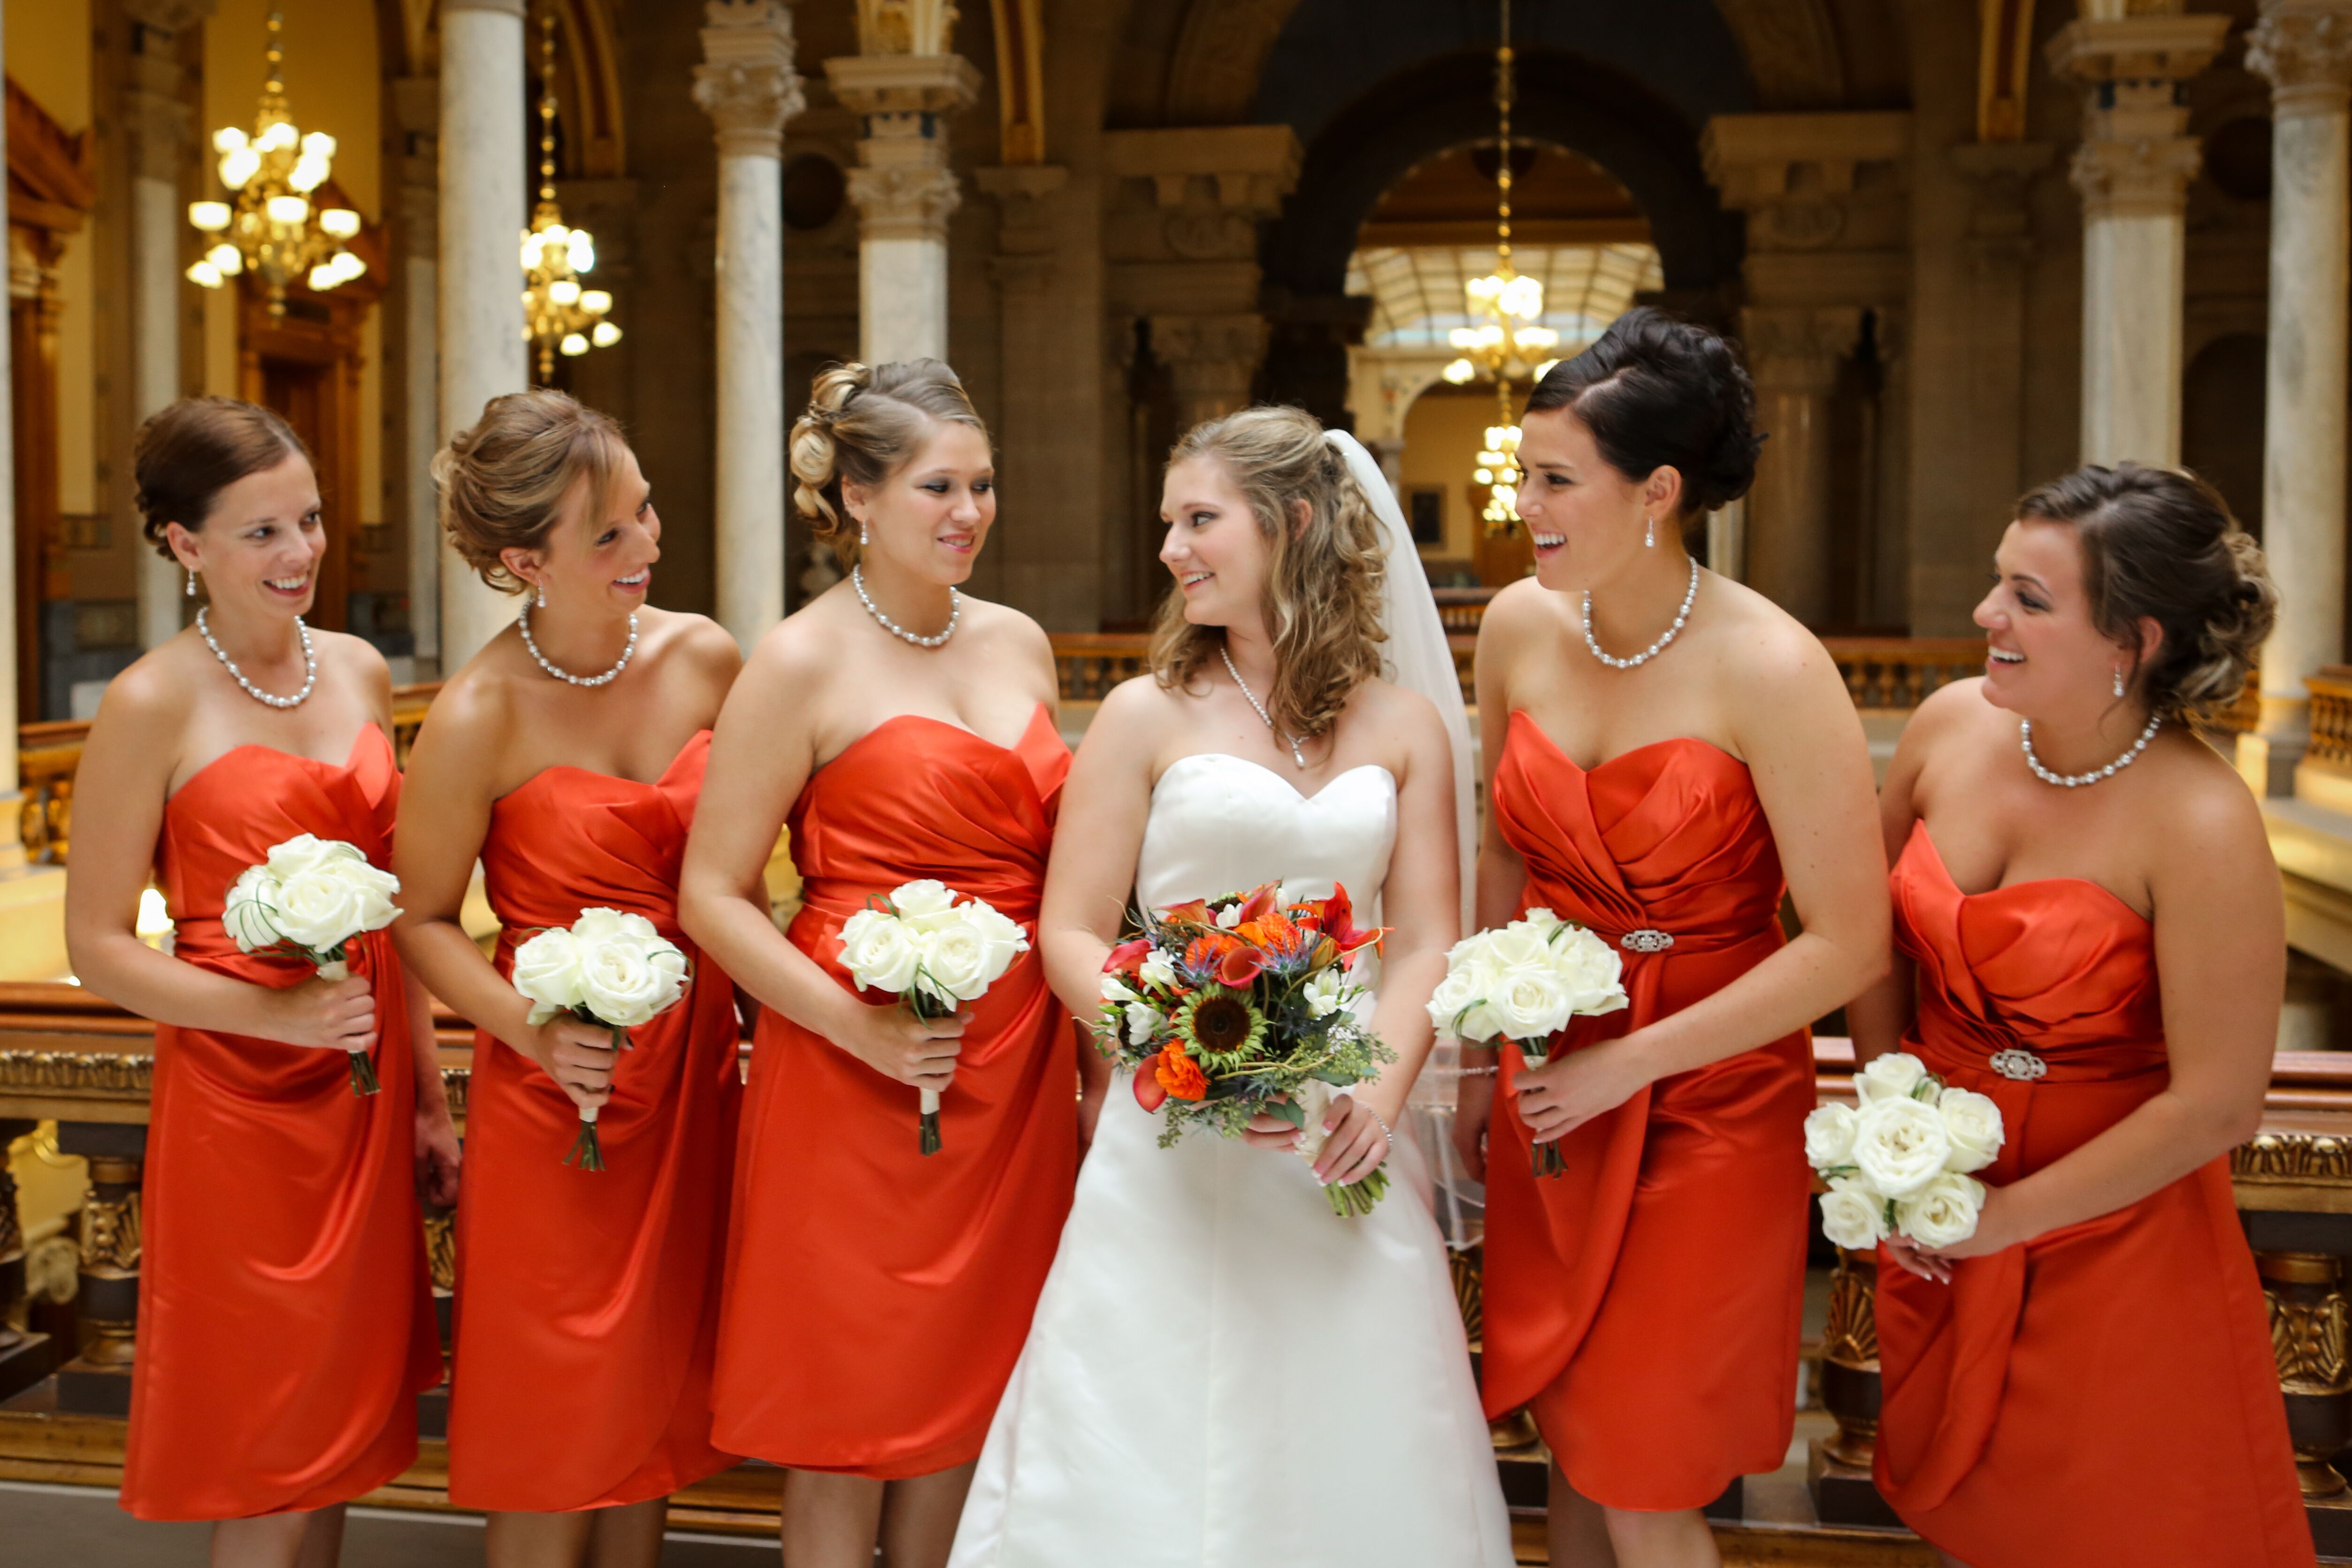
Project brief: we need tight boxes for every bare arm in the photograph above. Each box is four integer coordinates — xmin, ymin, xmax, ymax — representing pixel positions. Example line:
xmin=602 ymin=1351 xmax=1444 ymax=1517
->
xmin=1845 ymin=691 xmax=1946 ymax=1063
xmin=1452 ymin=596 xmax=1533 ymax=1178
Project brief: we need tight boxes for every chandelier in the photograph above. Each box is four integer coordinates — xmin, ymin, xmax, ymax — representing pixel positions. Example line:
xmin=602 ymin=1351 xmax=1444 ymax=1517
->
xmin=1439 ymin=0 xmax=1561 ymax=535
xmin=522 ymin=12 xmax=621 ymax=382
xmin=184 ymin=10 xmax=366 ymax=318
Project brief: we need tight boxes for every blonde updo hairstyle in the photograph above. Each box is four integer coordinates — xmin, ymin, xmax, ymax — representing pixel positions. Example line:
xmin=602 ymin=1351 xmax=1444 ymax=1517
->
xmin=1150 ymin=405 xmax=1388 ymax=744
xmin=2013 ymin=462 xmax=2276 ymax=723
xmin=788 ymin=359 xmax=989 ymax=566
xmin=433 ymin=389 xmax=626 ymax=593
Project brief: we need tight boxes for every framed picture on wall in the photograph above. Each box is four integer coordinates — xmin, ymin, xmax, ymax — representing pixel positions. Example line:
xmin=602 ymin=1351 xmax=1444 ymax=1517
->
xmin=1407 ymin=486 xmax=1445 ymax=547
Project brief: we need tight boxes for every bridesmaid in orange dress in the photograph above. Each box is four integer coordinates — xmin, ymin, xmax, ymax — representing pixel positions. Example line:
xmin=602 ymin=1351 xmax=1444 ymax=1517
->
xmin=65 ymin=398 xmax=456 ymax=1566
xmin=391 ymin=392 xmax=743 ymax=1568
xmin=681 ymin=359 xmax=1073 ymax=1568
xmin=1848 ymin=465 xmax=2313 ymax=1568
xmin=1456 ymin=311 xmax=1890 ymax=1568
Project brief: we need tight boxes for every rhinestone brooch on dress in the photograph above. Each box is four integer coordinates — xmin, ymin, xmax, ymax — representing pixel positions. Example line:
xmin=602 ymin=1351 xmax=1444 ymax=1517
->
xmin=1989 ymin=1048 xmax=2048 ymax=1082
xmin=1618 ymin=929 xmax=1675 ymax=955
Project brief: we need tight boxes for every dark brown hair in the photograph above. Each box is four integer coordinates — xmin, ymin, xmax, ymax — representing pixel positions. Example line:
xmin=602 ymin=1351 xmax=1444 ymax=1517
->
xmin=134 ymin=397 xmax=311 ymax=559
xmin=788 ymin=359 xmax=989 ymax=566
xmin=1525 ymin=306 xmax=1762 ymax=520
xmin=2012 ymin=462 xmax=2277 ymax=722
xmin=433 ymin=390 xmax=626 ymax=594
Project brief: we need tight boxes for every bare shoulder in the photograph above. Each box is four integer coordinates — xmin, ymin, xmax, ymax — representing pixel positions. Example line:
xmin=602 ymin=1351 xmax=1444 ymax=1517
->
xmin=1905 ymin=677 xmax=2000 ymax=748
xmin=1477 ymin=575 xmax=1565 ymax=647
xmin=2149 ymin=734 xmax=2270 ymax=862
xmin=649 ymin=608 xmax=743 ymax=677
xmin=1089 ymin=670 xmax=1181 ymax=739
xmin=91 ymin=639 xmax=200 ymax=738
xmin=960 ymin=596 xmax=1057 ymax=681
xmin=311 ymin=629 xmax=394 ymax=704
xmin=1349 ymin=675 xmax=1446 ymax=749
xmin=745 ymin=594 xmax=849 ymax=687
xmin=417 ymin=648 xmax=516 ymax=749
xmin=1706 ymin=576 xmax=1838 ymax=694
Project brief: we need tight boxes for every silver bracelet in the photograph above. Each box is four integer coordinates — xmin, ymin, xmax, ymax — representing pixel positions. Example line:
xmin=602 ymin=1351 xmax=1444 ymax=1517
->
xmin=1365 ymin=1107 xmax=1394 ymax=1149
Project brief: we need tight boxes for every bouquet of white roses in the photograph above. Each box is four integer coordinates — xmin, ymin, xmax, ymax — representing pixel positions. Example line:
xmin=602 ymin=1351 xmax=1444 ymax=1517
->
xmin=837 ymin=880 xmax=1031 ymax=1156
xmin=511 ymin=907 xmax=691 ymax=1172
xmin=1425 ymin=908 xmax=1628 ymax=1176
xmin=223 ymin=833 xmax=404 ymax=1096
xmin=1806 ymin=1051 xmax=2006 ymax=1253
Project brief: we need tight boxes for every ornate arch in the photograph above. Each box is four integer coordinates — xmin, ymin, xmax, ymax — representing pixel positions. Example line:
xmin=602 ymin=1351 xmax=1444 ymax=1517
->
xmin=1166 ymin=0 xmax=1299 ymax=123
xmin=1710 ymin=0 xmax=1845 ymax=109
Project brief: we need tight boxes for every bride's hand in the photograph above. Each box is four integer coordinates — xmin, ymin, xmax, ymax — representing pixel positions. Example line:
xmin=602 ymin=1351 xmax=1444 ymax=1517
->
xmin=1513 ymin=1038 xmax=1648 ymax=1144
xmin=1311 ymin=1091 xmax=1394 ymax=1188
xmin=1241 ymin=1100 xmax=1302 ymax=1149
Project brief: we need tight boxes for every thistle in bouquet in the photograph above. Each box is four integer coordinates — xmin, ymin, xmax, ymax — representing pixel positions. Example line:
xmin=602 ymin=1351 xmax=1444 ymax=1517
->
xmin=511 ymin=908 xmax=691 ymax=1172
xmin=837 ymin=880 xmax=1031 ymax=1156
xmin=1805 ymin=1050 xmax=2006 ymax=1254
xmin=1424 ymin=908 xmax=1628 ymax=1177
xmin=1093 ymin=881 xmax=1398 ymax=1218
xmin=223 ymin=833 xmax=404 ymax=1096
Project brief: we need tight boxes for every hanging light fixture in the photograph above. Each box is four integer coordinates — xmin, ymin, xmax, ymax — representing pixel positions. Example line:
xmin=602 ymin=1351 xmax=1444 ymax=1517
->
xmin=522 ymin=12 xmax=621 ymax=382
xmin=1438 ymin=0 xmax=1560 ymax=535
xmin=184 ymin=10 xmax=366 ymax=318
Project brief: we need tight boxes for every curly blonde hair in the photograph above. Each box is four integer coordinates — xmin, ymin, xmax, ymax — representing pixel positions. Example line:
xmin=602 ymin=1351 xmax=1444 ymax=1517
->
xmin=788 ymin=359 xmax=989 ymax=566
xmin=1150 ymin=406 xmax=1388 ymax=742
xmin=433 ymin=390 xmax=626 ymax=594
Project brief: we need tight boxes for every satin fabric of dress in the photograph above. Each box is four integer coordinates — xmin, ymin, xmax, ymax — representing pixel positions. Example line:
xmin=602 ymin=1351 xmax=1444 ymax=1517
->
xmin=1480 ymin=718 xmax=1814 ymax=1511
xmin=448 ymin=732 xmax=742 ymax=1510
xmin=1872 ymin=822 xmax=2313 ymax=1566
xmin=712 ymin=706 xmax=1076 ymax=1478
xmin=950 ymin=753 xmax=1513 ymax=1568
xmin=120 ymin=727 xmax=440 ymax=1521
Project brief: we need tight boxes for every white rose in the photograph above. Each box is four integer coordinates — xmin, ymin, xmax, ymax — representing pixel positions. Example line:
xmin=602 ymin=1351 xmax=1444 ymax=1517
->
xmin=1818 ymin=1177 xmax=1891 ymax=1252
xmin=223 ymin=865 xmax=283 ymax=953
xmin=270 ymin=866 xmax=369 ymax=951
xmin=1302 ymin=968 xmax=1345 ymax=1018
xmin=572 ymin=906 xmax=657 ymax=949
xmin=917 ymin=919 xmax=996 ymax=1005
xmin=1425 ymin=963 xmax=1494 ymax=1040
xmin=1850 ymin=1095 xmax=1954 ymax=1199
xmin=1487 ymin=960 xmax=1574 ymax=1044
xmin=574 ymin=912 xmax=689 ymax=1028
xmin=320 ymin=857 xmax=401 ymax=935
xmin=1856 ymin=1051 xmax=1931 ymax=1105
xmin=960 ymin=902 xmax=1031 ymax=982
xmin=1139 ymin=951 xmax=1179 ymax=992
xmin=1895 ymin=1171 xmax=1985 ymax=1249
xmin=1124 ymin=1000 xmax=1162 ymax=1046
xmin=839 ymin=908 xmax=921 ymax=995
xmin=263 ymin=833 xmax=363 ymax=879
xmin=888 ymin=880 xmax=958 ymax=923
xmin=1548 ymin=925 xmax=1627 ymax=1017
xmin=1803 ymin=1101 xmax=1859 ymax=1170
xmin=512 ymin=928 xmax=584 ymax=1022
xmin=1517 ymin=908 xmax=1565 ymax=937
xmin=1937 ymin=1087 xmax=2005 ymax=1174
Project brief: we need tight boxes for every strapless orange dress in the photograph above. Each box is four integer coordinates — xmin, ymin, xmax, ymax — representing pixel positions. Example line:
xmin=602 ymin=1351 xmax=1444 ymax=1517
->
xmin=712 ymin=707 xmax=1076 ymax=1478
xmin=121 ymin=728 xmax=440 ymax=1521
xmin=1480 ymin=719 xmax=1815 ymax=1510
xmin=1874 ymin=821 xmax=2313 ymax=1565
xmin=448 ymin=732 xmax=742 ymax=1511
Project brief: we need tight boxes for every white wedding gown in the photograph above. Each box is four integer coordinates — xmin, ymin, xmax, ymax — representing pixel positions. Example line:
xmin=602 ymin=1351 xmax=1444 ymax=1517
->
xmin=949 ymin=754 xmax=1515 ymax=1568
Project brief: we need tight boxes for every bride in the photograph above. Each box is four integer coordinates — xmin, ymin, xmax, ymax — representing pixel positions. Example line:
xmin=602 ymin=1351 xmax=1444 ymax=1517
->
xmin=949 ymin=407 xmax=1511 ymax=1566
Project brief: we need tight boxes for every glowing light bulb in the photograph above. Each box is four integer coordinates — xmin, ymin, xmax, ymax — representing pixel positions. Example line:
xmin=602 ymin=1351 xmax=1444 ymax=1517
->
xmin=207 ymin=244 xmax=242 ymax=275
xmin=266 ymin=194 xmax=310 ymax=225
xmin=288 ymin=154 xmax=327 ymax=193
xmin=1475 ymin=468 xmax=1494 ymax=484
xmin=567 ymin=237 xmax=596 ymax=273
xmin=219 ymin=146 xmax=261 ymax=190
xmin=579 ymin=291 xmax=612 ymax=315
xmin=591 ymin=321 xmax=621 ymax=347
xmin=301 ymin=131 xmax=337 ymax=161
xmin=1442 ymin=359 xmax=1476 ymax=385
xmin=212 ymin=127 xmax=249 ymax=155
xmin=330 ymin=251 xmax=366 ymax=283
xmin=308 ymin=263 xmax=339 ymax=291
xmin=549 ymin=279 xmax=581 ymax=306
xmin=188 ymin=200 xmax=232 ymax=232
xmin=1534 ymin=359 xmax=1560 ymax=380
xmin=320 ymin=207 xmax=361 ymax=240
xmin=185 ymin=260 xmax=223 ymax=288
xmin=560 ymin=332 xmax=589 ymax=357
xmin=258 ymin=121 xmax=298 ymax=152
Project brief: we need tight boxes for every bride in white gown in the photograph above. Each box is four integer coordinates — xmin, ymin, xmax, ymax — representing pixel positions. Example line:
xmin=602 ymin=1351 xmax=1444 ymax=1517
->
xmin=949 ymin=409 xmax=1513 ymax=1568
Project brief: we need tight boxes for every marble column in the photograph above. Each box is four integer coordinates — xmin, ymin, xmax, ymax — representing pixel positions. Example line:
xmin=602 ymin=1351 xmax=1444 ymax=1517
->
xmin=826 ymin=54 xmax=981 ymax=366
xmin=1742 ymin=306 xmax=1862 ymax=627
xmin=392 ymin=78 xmax=441 ymax=672
xmin=694 ymin=0 xmax=803 ymax=653
xmin=123 ymin=0 xmax=214 ymax=650
xmin=1152 ymin=314 xmax=1270 ymax=429
xmin=0 ymin=12 xmax=17 ymax=873
xmin=437 ymin=0 xmax=529 ymax=669
xmin=2247 ymin=1 xmax=2352 ymax=795
xmin=2048 ymin=13 xmax=2230 ymax=468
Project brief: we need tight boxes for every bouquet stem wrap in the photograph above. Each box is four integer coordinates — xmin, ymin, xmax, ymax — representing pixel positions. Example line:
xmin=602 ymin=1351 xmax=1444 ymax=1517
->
xmin=910 ymin=993 xmax=951 ymax=1157
xmin=314 ymin=955 xmax=380 ymax=1097
xmin=222 ymin=834 xmax=404 ymax=1101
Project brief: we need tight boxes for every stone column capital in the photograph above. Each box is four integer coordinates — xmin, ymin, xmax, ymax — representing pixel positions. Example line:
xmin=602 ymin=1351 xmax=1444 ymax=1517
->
xmin=1740 ymin=305 xmax=1862 ymax=392
xmin=824 ymin=52 xmax=983 ymax=119
xmin=2069 ymin=133 xmax=2205 ymax=218
xmin=847 ymin=164 xmax=961 ymax=241
xmin=2250 ymin=2 xmax=2352 ymax=118
xmin=2046 ymin=14 xmax=2231 ymax=89
xmin=854 ymin=0 xmax=959 ymax=55
xmin=978 ymin=164 xmax=1068 ymax=289
xmin=696 ymin=0 xmax=805 ymax=161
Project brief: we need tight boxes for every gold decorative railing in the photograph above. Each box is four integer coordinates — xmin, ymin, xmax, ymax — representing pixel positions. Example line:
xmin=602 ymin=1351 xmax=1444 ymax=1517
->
xmin=2305 ymin=667 xmax=2352 ymax=771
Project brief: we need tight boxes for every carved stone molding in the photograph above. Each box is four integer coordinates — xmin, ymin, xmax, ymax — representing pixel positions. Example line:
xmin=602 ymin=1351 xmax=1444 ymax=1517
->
xmin=847 ymin=165 xmax=963 ymax=243
xmin=1153 ymin=312 xmax=1269 ymax=424
xmin=695 ymin=0 xmax=805 ymax=161
xmin=2048 ymin=14 xmax=2229 ymax=221
xmin=857 ymin=0 xmax=960 ymax=57
xmin=2249 ymin=2 xmax=2352 ymax=119
xmin=2260 ymin=1251 xmax=2352 ymax=1498
xmin=826 ymin=52 xmax=984 ymax=122
xmin=1741 ymin=304 xmax=1863 ymax=392
xmin=0 ymin=1051 xmax=153 ymax=1099
xmin=78 ymin=1188 xmax=140 ymax=1277
xmin=2237 ymin=1131 xmax=2352 ymax=1183
xmin=2068 ymin=130 xmax=2206 ymax=219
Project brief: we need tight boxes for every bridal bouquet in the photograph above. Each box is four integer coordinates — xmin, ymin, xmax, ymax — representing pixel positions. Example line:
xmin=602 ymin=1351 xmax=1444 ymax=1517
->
xmin=223 ymin=833 xmax=404 ymax=1096
xmin=512 ymin=908 xmax=690 ymax=1171
xmin=1425 ymin=908 xmax=1628 ymax=1176
xmin=838 ymin=880 xmax=1031 ymax=1156
xmin=1093 ymin=882 xmax=1396 ymax=1218
xmin=1806 ymin=1051 xmax=2006 ymax=1252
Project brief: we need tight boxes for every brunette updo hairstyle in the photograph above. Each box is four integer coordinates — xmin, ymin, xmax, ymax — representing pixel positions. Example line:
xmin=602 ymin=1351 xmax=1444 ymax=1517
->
xmin=1150 ymin=406 xmax=1387 ymax=744
xmin=134 ymin=397 xmax=311 ymax=559
xmin=1524 ymin=306 xmax=1763 ymax=523
xmin=2012 ymin=463 xmax=2276 ymax=722
xmin=788 ymin=359 xmax=989 ymax=566
xmin=433 ymin=389 xmax=625 ymax=594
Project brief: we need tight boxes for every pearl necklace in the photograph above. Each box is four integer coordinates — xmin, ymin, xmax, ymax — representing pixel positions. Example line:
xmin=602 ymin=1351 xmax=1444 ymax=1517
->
xmin=517 ymin=599 xmax=638 ymax=688
xmin=2019 ymin=713 xmax=2161 ymax=788
xmin=1220 ymin=645 xmax=1307 ymax=769
xmin=1584 ymin=555 xmax=1700 ymax=670
xmin=197 ymin=606 xmax=315 ymax=709
xmin=853 ymin=565 xmax=959 ymax=648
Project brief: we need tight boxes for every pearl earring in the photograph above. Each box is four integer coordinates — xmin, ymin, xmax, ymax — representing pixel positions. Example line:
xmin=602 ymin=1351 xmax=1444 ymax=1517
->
xmin=537 ymin=582 xmax=548 ymax=608
xmin=2113 ymin=667 xmax=2126 ymax=699
xmin=859 ymin=520 xmax=870 ymax=547
xmin=1644 ymin=516 xmax=1655 ymax=549
xmin=184 ymin=570 xmax=196 ymax=597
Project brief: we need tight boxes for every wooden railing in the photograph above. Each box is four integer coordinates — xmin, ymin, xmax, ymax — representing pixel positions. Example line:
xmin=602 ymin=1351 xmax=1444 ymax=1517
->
xmin=2306 ymin=666 xmax=2352 ymax=771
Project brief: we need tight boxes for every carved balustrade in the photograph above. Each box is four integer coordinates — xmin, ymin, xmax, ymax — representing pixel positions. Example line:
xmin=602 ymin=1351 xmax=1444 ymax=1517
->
xmin=2308 ymin=667 xmax=2352 ymax=773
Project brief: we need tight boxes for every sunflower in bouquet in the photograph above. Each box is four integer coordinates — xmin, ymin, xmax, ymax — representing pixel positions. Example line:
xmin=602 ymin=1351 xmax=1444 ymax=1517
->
xmin=1093 ymin=881 xmax=1397 ymax=1217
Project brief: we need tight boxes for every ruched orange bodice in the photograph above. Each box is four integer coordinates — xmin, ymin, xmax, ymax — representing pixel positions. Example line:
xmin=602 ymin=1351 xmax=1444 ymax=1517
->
xmin=448 ymin=732 xmax=742 ymax=1510
xmin=1480 ymin=719 xmax=1814 ymax=1510
xmin=713 ymin=708 xmax=1077 ymax=1478
xmin=1874 ymin=822 xmax=2313 ymax=1566
xmin=122 ymin=727 xmax=439 ymax=1521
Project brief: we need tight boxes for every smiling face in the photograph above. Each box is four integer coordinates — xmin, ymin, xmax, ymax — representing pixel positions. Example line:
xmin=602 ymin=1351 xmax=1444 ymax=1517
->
xmin=844 ymin=421 xmax=996 ymax=584
xmin=1975 ymin=517 xmax=2148 ymax=715
xmin=503 ymin=443 xmax=660 ymax=612
xmin=1512 ymin=404 xmax=1682 ymax=592
xmin=165 ymin=452 xmax=326 ymax=619
xmin=1159 ymin=454 xmax=1274 ymax=633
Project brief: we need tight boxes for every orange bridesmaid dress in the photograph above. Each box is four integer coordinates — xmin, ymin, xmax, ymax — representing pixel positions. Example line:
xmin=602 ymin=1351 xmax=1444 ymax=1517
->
xmin=121 ymin=728 xmax=441 ymax=1520
xmin=712 ymin=706 xmax=1076 ymax=1478
xmin=1873 ymin=821 xmax=2314 ymax=1566
xmin=448 ymin=732 xmax=742 ymax=1511
xmin=1480 ymin=717 xmax=1815 ymax=1510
